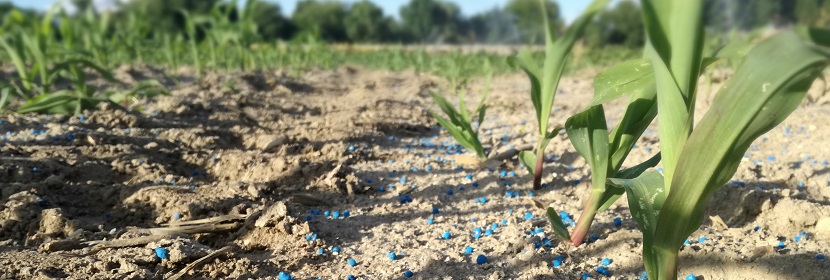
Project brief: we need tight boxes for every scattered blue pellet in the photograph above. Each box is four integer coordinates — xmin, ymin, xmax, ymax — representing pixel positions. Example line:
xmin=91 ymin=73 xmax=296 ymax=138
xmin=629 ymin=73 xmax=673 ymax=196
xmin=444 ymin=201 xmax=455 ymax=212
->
xmin=347 ymin=146 xmax=355 ymax=152
xmin=472 ymin=182 xmax=479 ymax=187
xmin=332 ymin=247 xmax=341 ymax=253
xmin=347 ymin=274 xmax=356 ymax=280
xmin=524 ymin=212 xmax=533 ymax=220
xmin=596 ymin=266 xmax=611 ymax=276
xmin=332 ymin=211 xmax=341 ymax=219
xmin=343 ymin=210 xmax=351 ymax=218
xmin=685 ymin=274 xmax=697 ymax=280
xmin=173 ymin=212 xmax=181 ymax=220
xmin=581 ymin=272 xmax=591 ymax=279
xmin=683 ymin=240 xmax=691 ymax=246
xmin=442 ymin=231 xmax=451 ymax=239
xmin=466 ymin=174 xmax=473 ymax=180
xmin=154 ymin=247 xmax=169 ymax=259
xmin=79 ymin=115 xmax=87 ymax=122
xmin=317 ymin=248 xmax=325 ymax=255
xmin=403 ymin=270 xmax=414 ymax=278
xmin=432 ymin=207 xmax=440 ymax=214
xmin=399 ymin=195 xmax=413 ymax=204
xmin=543 ymin=238 xmax=553 ymax=247
xmin=613 ymin=217 xmax=622 ymax=227
xmin=324 ymin=211 xmax=331 ymax=217
xmin=553 ymin=256 xmax=564 ymax=267
xmin=278 ymin=271 xmax=293 ymax=280
xmin=476 ymin=254 xmax=487 ymax=265
xmin=348 ymin=258 xmax=357 ymax=267
xmin=698 ymin=237 xmax=707 ymax=243
xmin=447 ymin=189 xmax=454 ymax=195
xmin=754 ymin=225 xmax=761 ymax=231
xmin=502 ymin=219 xmax=508 ymax=225
xmin=426 ymin=218 xmax=434 ymax=225
xmin=602 ymin=258 xmax=612 ymax=266
xmin=388 ymin=252 xmax=397 ymax=260
xmin=485 ymin=229 xmax=494 ymax=236
xmin=640 ymin=271 xmax=649 ymax=280
xmin=778 ymin=241 xmax=785 ymax=248
xmin=464 ymin=246 xmax=474 ymax=255
xmin=817 ymin=253 xmax=826 ymax=260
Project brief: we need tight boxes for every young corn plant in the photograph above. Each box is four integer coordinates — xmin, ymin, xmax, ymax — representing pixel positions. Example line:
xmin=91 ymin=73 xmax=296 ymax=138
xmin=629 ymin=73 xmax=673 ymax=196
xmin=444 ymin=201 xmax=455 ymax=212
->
xmin=606 ymin=1 xmax=830 ymax=278
xmin=510 ymin=0 xmax=610 ymax=191
xmin=430 ymin=79 xmax=490 ymax=161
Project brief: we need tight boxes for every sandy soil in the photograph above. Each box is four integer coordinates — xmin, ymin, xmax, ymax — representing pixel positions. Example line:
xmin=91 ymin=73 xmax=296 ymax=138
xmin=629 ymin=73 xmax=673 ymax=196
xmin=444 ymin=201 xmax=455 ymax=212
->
xmin=1 ymin=65 xmax=830 ymax=280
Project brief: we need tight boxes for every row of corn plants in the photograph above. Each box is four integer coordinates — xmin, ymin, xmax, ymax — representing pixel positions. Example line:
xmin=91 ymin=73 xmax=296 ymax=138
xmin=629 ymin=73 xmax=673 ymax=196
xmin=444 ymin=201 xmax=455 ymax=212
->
xmin=429 ymin=0 xmax=830 ymax=278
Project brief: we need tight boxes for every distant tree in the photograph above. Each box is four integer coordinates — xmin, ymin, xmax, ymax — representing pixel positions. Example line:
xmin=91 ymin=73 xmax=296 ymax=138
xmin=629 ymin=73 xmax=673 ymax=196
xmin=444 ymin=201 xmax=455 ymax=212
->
xmin=733 ymin=0 xmax=778 ymax=30
xmin=505 ymin=0 xmax=562 ymax=44
xmin=250 ymin=1 xmax=296 ymax=40
xmin=119 ymin=0 xmax=219 ymax=36
xmin=344 ymin=0 xmax=394 ymax=42
xmin=468 ymin=8 xmax=520 ymax=44
xmin=400 ymin=0 xmax=463 ymax=43
xmin=794 ymin=0 xmax=830 ymax=26
xmin=292 ymin=0 xmax=347 ymax=41
xmin=585 ymin=0 xmax=644 ymax=48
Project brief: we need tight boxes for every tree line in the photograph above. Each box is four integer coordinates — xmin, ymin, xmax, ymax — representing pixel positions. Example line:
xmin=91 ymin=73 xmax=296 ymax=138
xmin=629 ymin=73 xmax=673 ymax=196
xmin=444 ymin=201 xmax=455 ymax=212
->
xmin=1 ymin=0 xmax=829 ymax=47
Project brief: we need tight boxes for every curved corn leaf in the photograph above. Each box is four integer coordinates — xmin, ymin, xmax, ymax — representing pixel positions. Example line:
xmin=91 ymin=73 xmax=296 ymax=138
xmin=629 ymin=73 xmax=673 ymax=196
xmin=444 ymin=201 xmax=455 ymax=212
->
xmin=546 ymin=207 xmax=571 ymax=241
xmin=565 ymin=106 xmax=609 ymax=192
xmin=430 ymin=91 xmax=486 ymax=159
xmin=654 ymin=31 xmax=829 ymax=256
xmin=597 ymin=152 xmax=662 ymax=212
xmin=796 ymin=26 xmax=830 ymax=47
xmin=591 ymin=59 xmax=654 ymax=106
xmin=608 ymin=170 xmax=666 ymax=278
xmin=17 ymin=91 xmax=79 ymax=114
xmin=0 ymin=87 xmax=10 ymax=112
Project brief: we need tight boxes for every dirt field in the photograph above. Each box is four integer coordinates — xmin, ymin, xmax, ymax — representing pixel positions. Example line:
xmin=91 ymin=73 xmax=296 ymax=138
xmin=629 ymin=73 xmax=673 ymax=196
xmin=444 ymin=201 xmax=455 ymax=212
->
xmin=1 ymin=65 xmax=830 ymax=279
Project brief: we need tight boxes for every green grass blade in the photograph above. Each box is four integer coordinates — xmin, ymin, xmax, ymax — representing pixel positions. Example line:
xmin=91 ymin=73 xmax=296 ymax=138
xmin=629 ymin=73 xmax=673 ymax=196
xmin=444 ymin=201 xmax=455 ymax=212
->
xmin=654 ymin=32 xmax=829 ymax=257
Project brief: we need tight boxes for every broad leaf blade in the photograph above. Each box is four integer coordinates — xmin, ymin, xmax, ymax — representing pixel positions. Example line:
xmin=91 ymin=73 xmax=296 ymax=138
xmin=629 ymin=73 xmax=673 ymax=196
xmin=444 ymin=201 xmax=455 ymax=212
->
xmin=597 ymin=152 xmax=662 ymax=212
xmin=608 ymin=170 xmax=666 ymax=278
xmin=591 ymin=59 xmax=654 ymax=106
xmin=654 ymin=31 xmax=829 ymax=254
xmin=565 ymin=105 xmax=609 ymax=190
xmin=17 ymin=91 xmax=78 ymax=114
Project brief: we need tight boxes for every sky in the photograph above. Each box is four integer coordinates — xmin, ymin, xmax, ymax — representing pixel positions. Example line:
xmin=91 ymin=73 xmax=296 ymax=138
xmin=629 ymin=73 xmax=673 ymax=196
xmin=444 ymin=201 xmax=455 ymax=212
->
xmin=7 ymin=0 xmax=592 ymax=23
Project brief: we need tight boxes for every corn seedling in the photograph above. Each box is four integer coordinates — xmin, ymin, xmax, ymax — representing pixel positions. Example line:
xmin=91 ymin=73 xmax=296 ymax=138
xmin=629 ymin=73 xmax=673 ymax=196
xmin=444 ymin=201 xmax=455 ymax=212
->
xmin=510 ymin=0 xmax=610 ymax=192
xmin=599 ymin=1 xmax=830 ymax=278
xmin=430 ymin=78 xmax=490 ymax=160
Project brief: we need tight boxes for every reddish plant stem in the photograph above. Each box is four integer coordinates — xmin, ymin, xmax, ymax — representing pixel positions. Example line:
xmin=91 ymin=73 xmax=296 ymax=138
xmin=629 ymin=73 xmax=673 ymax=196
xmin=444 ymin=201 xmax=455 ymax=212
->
xmin=570 ymin=191 xmax=602 ymax=246
xmin=532 ymin=143 xmax=545 ymax=190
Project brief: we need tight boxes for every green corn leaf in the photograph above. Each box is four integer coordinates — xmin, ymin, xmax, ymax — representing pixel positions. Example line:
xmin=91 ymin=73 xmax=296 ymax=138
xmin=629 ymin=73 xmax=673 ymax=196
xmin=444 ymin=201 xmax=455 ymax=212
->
xmin=536 ymin=0 xmax=611 ymax=136
xmin=565 ymin=105 xmax=609 ymax=191
xmin=597 ymin=152 xmax=662 ymax=212
xmin=796 ymin=26 xmax=830 ymax=47
xmin=519 ymin=129 xmax=559 ymax=176
xmin=607 ymin=89 xmax=657 ymax=170
xmin=457 ymin=86 xmax=470 ymax=123
xmin=519 ymin=150 xmax=536 ymax=176
xmin=0 ymin=35 xmax=31 ymax=93
xmin=546 ymin=207 xmax=571 ymax=241
xmin=591 ymin=59 xmax=654 ymax=106
xmin=641 ymin=0 xmax=705 ymax=191
xmin=17 ymin=91 xmax=79 ymax=114
xmin=608 ymin=170 xmax=666 ymax=278
xmin=508 ymin=50 xmax=542 ymax=129
xmin=0 ymin=87 xmax=10 ymax=112
xmin=616 ymin=152 xmax=662 ymax=180
xmin=653 ymin=32 xmax=829 ymax=255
